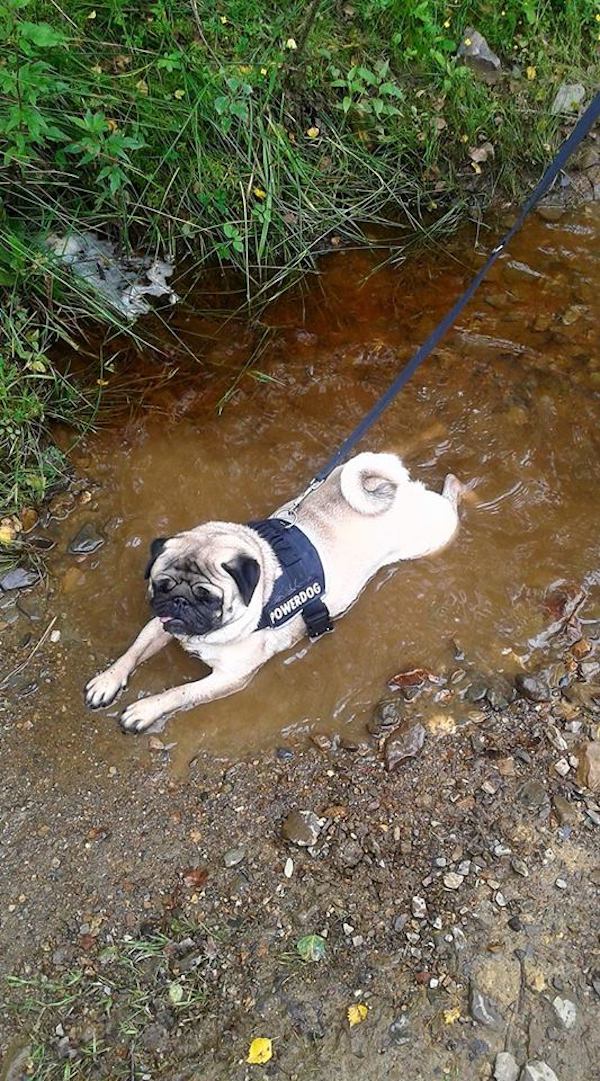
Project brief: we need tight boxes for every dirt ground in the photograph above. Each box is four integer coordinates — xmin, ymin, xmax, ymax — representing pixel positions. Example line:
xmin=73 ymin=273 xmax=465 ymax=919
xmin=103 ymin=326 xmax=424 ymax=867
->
xmin=1 ymin=571 xmax=599 ymax=1081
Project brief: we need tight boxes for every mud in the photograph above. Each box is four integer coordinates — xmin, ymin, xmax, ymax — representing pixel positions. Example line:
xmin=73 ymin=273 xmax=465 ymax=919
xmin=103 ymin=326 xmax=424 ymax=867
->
xmin=1 ymin=206 xmax=600 ymax=1080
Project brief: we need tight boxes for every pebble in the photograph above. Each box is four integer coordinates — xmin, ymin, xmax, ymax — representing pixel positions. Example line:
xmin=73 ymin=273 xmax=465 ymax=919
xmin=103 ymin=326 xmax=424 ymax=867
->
xmin=511 ymin=858 xmax=529 ymax=878
xmin=494 ymin=1051 xmax=519 ymax=1081
xmin=0 ymin=567 xmax=39 ymax=591
xmin=552 ymin=995 xmax=576 ymax=1030
xmin=411 ymin=896 xmax=427 ymax=919
xmin=276 ymin=746 xmax=294 ymax=761
xmin=553 ymin=758 xmax=570 ymax=777
xmin=520 ymin=1062 xmax=559 ymax=1081
xmin=469 ymin=986 xmax=503 ymax=1029
xmin=283 ymin=858 xmax=294 ymax=878
xmin=576 ymin=741 xmax=600 ymax=791
xmin=443 ymin=872 xmax=464 ymax=890
xmin=68 ymin=522 xmax=105 ymax=555
xmin=368 ymin=699 xmax=403 ymax=736
xmin=555 ymin=877 xmax=567 ymax=890
xmin=552 ymin=795 xmax=580 ymax=826
xmin=384 ymin=722 xmax=426 ymax=771
xmin=223 ymin=847 xmax=246 ymax=868
xmin=515 ymin=674 xmax=551 ymax=703
xmin=494 ymin=891 xmax=508 ymax=908
xmin=281 ymin=810 xmax=323 ymax=847
xmin=518 ymin=779 xmax=548 ymax=811
xmin=508 ymin=915 xmax=523 ymax=932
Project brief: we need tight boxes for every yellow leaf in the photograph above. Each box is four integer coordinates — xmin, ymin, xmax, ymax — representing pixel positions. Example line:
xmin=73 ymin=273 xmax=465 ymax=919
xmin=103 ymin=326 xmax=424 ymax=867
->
xmin=443 ymin=19 xmax=450 ymax=28
xmin=136 ymin=79 xmax=149 ymax=95
xmin=285 ymin=38 xmax=297 ymax=50
xmin=239 ymin=65 xmax=252 ymax=75
xmin=470 ymin=161 xmax=482 ymax=175
xmin=260 ymin=67 xmax=268 ymax=76
xmin=253 ymin=187 xmax=267 ymax=200
xmin=0 ymin=524 xmax=16 ymax=545
xmin=526 ymin=66 xmax=537 ymax=80
xmin=174 ymin=89 xmax=185 ymax=99
xmin=96 ymin=378 xmax=109 ymax=386
xmin=306 ymin=126 xmax=320 ymax=139
xmin=106 ymin=118 xmax=118 ymax=132
xmin=443 ymin=1007 xmax=461 ymax=1024
xmin=91 ymin=64 xmax=102 ymax=75
xmin=247 ymin=1038 xmax=272 ymax=1065
xmin=464 ymin=37 xmax=472 ymax=46
xmin=220 ymin=15 xmax=228 ymax=23
xmin=347 ymin=1003 xmax=368 ymax=1027
xmin=87 ymin=9 xmax=97 ymax=18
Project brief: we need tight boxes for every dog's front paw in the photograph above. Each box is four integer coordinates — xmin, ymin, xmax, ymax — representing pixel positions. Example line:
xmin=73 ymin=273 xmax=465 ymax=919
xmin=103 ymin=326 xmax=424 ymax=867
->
xmin=85 ymin=665 xmax=128 ymax=710
xmin=120 ymin=697 xmax=166 ymax=735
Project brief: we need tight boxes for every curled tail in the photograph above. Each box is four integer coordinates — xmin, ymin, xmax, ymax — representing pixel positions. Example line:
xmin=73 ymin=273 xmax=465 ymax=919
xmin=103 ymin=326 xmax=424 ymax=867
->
xmin=339 ymin=452 xmax=410 ymax=516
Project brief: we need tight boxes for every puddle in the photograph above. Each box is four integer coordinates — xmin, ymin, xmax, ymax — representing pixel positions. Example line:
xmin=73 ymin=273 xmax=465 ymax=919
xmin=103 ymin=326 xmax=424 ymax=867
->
xmin=38 ymin=206 xmax=600 ymax=767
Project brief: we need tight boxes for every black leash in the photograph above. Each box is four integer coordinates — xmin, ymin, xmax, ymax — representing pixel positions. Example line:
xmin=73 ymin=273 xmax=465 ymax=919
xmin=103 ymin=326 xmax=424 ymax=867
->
xmin=289 ymin=91 xmax=600 ymax=511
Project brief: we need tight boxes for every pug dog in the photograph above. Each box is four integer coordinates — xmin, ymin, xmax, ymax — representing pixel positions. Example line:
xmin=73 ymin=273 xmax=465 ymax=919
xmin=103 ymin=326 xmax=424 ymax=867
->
xmin=85 ymin=452 xmax=465 ymax=733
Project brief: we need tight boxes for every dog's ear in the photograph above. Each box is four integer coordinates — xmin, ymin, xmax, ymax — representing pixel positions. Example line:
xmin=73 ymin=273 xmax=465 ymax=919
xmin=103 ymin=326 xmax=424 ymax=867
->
xmin=144 ymin=537 xmax=169 ymax=579
xmin=222 ymin=556 xmax=261 ymax=606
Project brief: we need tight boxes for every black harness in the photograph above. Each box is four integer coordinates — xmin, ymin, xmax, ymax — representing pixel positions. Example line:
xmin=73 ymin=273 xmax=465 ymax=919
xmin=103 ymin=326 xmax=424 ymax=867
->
xmin=247 ymin=518 xmax=333 ymax=640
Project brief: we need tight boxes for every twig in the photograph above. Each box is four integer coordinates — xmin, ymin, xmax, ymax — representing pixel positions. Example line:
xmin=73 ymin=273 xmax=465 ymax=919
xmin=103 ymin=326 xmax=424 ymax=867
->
xmin=0 ymin=616 xmax=58 ymax=690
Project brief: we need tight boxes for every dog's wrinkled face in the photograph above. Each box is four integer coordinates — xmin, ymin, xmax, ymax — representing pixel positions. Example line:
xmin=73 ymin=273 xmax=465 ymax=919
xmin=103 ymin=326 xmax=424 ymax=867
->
xmin=144 ymin=533 xmax=261 ymax=638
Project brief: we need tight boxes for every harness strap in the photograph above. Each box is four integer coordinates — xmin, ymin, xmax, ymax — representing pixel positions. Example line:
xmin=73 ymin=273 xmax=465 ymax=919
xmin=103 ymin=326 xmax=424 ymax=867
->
xmin=247 ymin=518 xmax=333 ymax=640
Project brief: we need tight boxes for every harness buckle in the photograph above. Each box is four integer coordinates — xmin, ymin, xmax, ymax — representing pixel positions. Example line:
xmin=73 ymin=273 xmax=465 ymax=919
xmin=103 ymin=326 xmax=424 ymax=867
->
xmin=303 ymin=598 xmax=334 ymax=640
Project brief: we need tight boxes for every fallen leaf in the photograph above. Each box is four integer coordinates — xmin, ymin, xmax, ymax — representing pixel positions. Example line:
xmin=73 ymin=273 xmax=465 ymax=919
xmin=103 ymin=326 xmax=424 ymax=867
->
xmin=174 ymin=88 xmax=185 ymax=99
xmin=443 ymin=1006 xmax=461 ymax=1024
xmin=253 ymin=187 xmax=267 ymax=200
xmin=136 ymin=79 xmax=149 ymax=95
xmin=306 ymin=126 xmax=320 ymax=139
xmin=296 ymin=934 xmax=326 ymax=962
xmin=526 ymin=66 xmax=537 ymax=80
xmin=182 ymin=866 xmax=208 ymax=889
xmin=247 ymin=1037 xmax=273 ymax=1064
xmin=169 ymin=982 xmax=184 ymax=1005
xmin=433 ymin=116 xmax=447 ymax=131
xmin=0 ymin=524 xmax=16 ymax=545
xmin=468 ymin=142 xmax=495 ymax=165
xmin=389 ymin=667 xmax=433 ymax=689
xmin=285 ymin=37 xmax=297 ymax=50
xmin=347 ymin=1002 xmax=368 ymax=1027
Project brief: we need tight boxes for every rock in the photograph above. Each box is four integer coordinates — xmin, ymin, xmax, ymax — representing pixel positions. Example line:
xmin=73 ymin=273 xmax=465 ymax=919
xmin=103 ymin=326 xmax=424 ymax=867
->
xmin=281 ymin=810 xmax=323 ymax=847
xmin=537 ymin=206 xmax=564 ymax=223
xmin=338 ymin=838 xmax=363 ymax=868
xmin=520 ymin=1062 xmax=559 ymax=1081
xmin=443 ymin=872 xmax=464 ymax=890
xmin=471 ymin=955 xmax=521 ymax=1009
xmin=551 ymin=83 xmax=585 ymax=115
xmin=457 ymin=28 xmax=501 ymax=84
xmin=465 ymin=679 xmax=489 ymax=703
xmin=518 ymin=779 xmax=549 ymax=811
xmin=223 ymin=847 xmax=246 ymax=868
xmin=552 ymin=996 xmax=576 ymax=1030
xmin=495 ymin=1051 xmax=519 ymax=1081
xmin=384 ymin=722 xmax=425 ymax=770
xmin=389 ymin=1013 xmax=412 ymax=1045
xmin=0 ymin=567 xmax=39 ymax=591
xmin=140 ymin=1023 xmax=169 ymax=1053
xmin=68 ymin=522 xmax=105 ymax=555
xmin=553 ymin=758 xmax=570 ymax=777
xmin=411 ymin=896 xmax=427 ymax=919
xmin=553 ymin=795 xmax=580 ymax=826
xmin=17 ymin=595 xmax=45 ymax=622
xmin=469 ymin=985 xmax=503 ymax=1029
xmin=515 ymin=674 xmax=551 ymax=702
xmin=576 ymin=742 xmax=600 ymax=790
xmin=368 ymin=699 xmax=403 ymax=736
xmin=511 ymin=858 xmax=529 ymax=878
xmin=508 ymin=916 xmax=523 ymax=932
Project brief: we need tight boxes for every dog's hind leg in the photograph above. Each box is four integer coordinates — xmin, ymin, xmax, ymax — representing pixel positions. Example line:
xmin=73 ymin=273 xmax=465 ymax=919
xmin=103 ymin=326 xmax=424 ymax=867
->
xmin=85 ymin=617 xmax=171 ymax=709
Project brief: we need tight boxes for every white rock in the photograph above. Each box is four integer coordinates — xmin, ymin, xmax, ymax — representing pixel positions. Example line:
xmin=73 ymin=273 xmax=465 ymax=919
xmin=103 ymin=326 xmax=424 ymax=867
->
xmin=412 ymin=896 xmax=427 ymax=919
xmin=552 ymin=995 xmax=576 ymax=1029
xmin=443 ymin=872 xmax=464 ymax=890
xmin=551 ymin=83 xmax=585 ymax=115
xmin=283 ymin=857 xmax=294 ymax=878
xmin=494 ymin=1051 xmax=519 ymax=1081
xmin=520 ymin=1061 xmax=559 ymax=1081
xmin=553 ymin=758 xmax=570 ymax=777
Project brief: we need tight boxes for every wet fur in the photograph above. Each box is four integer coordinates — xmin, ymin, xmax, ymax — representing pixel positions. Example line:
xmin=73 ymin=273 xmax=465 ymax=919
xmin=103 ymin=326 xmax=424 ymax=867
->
xmin=85 ymin=452 xmax=464 ymax=733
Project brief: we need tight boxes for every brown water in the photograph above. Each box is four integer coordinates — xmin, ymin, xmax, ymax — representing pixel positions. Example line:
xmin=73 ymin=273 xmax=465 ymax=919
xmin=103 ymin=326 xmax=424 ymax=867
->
xmin=45 ymin=206 xmax=600 ymax=767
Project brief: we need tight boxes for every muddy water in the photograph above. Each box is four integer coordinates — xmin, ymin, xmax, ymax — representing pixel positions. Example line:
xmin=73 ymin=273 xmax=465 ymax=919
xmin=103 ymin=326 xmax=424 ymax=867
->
xmin=49 ymin=206 xmax=599 ymax=767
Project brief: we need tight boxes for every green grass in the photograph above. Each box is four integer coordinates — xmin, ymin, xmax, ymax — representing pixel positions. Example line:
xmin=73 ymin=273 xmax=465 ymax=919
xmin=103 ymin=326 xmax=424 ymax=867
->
xmin=2 ymin=926 xmax=212 ymax=1080
xmin=1 ymin=0 xmax=599 ymax=522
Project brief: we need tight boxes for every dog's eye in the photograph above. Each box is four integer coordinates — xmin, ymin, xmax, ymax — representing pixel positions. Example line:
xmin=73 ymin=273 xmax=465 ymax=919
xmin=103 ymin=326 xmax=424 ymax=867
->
xmin=156 ymin=578 xmax=175 ymax=593
xmin=191 ymin=583 xmax=210 ymax=601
